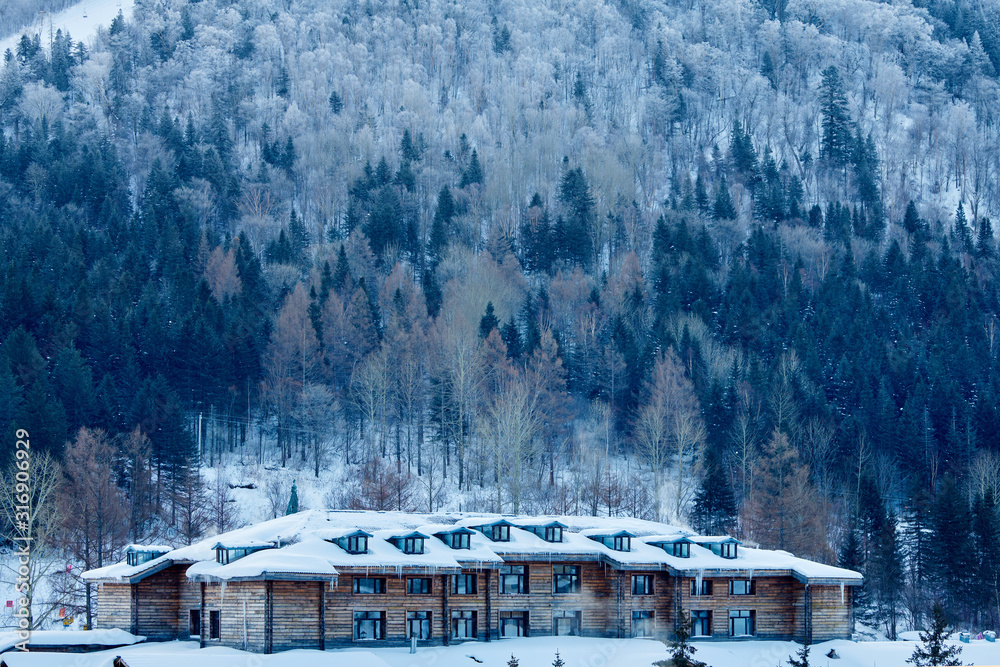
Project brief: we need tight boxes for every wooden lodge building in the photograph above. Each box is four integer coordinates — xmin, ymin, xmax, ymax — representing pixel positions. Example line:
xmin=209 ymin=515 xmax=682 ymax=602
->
xmin=83 ymin=511 xmax=861 ymax=653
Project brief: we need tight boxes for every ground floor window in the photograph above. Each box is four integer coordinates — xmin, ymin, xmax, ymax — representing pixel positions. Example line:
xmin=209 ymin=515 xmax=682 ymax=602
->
xmin=552 ymin=610 xmax=581 ymax=636
xmin=354 ymin=611 xmax=386 ymax=640
xmin=208 ymin=610 xmax=220 ymax=640
xmin=452 ymin=610 xmax=477 ymax=639
xmin=189 ymin=609 xmax=200 ymax=637
xmin=632 ymin=610 xmax=654 ymax=637
xmin=691 ymin=610 xmax=711 ymax=637
xmin=729 ymin=609 xmax=755 ymax=637
xmin=407 ymin=611 xmax=431 ymax=639
xmin=500 ymin=611 xmax=528 ymax=638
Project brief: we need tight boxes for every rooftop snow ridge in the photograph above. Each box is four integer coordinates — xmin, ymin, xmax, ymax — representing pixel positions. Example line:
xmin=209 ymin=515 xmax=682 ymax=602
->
xmin=83 ymin=510 xmax=862 ymax=584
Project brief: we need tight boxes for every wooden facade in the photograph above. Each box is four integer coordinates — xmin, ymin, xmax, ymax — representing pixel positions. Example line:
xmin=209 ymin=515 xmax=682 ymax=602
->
xmin=88 ymin=513 xmax=860 ymax=653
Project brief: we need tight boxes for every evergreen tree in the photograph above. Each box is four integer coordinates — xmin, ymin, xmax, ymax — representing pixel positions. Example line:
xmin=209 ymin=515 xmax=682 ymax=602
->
xmin=820 ymin=66 xmax=852 ymax=166
xmin=329 ymin=90 xmax=343 ymax=114
xmin=501 ymin=318 xmax=522 ymax=360
xmin=480 ymin=302 xmax=499 ymax=339
xmin=660 ymin=611 xmax=706 ymax=667
xmin=787 ymin=641 xmax=810 ymax=667
xmin=714 ymin=175 xmax=737 ymax=220
xmin=691 ymin=446 xmax=736 ymax=534
xmin=903 ymin=200 xmax=921 ymax=234
xmin=507 ymin=654 xmax=519 ymax=667
xmin=460 ymin=148 xmax=484 ymax=187
xmin=286 ymin=480 xmax=299 ymax=515
xmin=552 ymin=651 xmax=565 ymax=667
xmin=907 ymin=601 xmax=963 ymax=666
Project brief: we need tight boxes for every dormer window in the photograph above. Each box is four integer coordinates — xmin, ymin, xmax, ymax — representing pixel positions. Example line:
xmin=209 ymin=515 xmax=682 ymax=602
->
xmin=721 ymin=542 xmax=737 ymax=559
xmin=126 ymin=548 xmax=167 ymax=567
xmin=544 ymin=526 xmax=562 ymax=543
xmin=492 ymin=524 xmax=510 ymax=542
xmin=613 ymin=535 xmax=631 ymax=552
xmin=347 ymin=535 xmax=368 ymax=554
xmin=403 ymin=537 xmax=424 ymax=554
xmin=212 ymin=541 xmax=274 ymax=565
xmin=672 ymin=542 xmax=690 ymax=558
xmin=453 ymin=532 xmax=470 ymax=549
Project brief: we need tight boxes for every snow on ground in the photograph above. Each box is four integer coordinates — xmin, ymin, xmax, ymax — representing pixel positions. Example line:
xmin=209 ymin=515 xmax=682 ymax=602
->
xmin=0 ymin=629 xmax=142 ymax=652
xmin=0 ymin=0 xmax=135 ymax=58
xmin=2 ymin=636 xmax=999 ymax=667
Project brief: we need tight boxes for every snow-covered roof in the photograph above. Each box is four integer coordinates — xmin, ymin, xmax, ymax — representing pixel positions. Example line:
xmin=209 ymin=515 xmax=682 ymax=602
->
xmin=0 ymin=629 xmax=144 ymax=653
xmin=125 ymin=544 xmax=172 ymax=553
xmin=212 ymin=539 xmax=275 ymax=550
xmin=83 ymin=510 xmax=861 ymax=584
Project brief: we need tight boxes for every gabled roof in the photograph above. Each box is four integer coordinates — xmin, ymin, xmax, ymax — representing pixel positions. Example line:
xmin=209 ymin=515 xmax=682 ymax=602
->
xmin=212 ymin=539 xmax=275 ymax=550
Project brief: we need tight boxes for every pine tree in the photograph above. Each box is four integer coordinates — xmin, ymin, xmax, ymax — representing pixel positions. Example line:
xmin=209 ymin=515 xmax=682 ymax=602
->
xmin=552 ymin=651 xmax=565 ymax=667
xmin=787 ymin=641 xmax=810 ymax=667
xmin=460 ymin=148 xmax=484 ymax=187
xmin=714 ymin=175 xmax=737 ymax=220
xmin=329 ymin=90 xmax=343 ymax=114
xmin=660 ymin=611 xmax=706 ymax=667
xmin=907 ymin=601 xmax=963 ymax=666
xmin=691 ymin=446 xmax=736 ymax=534
xmin=820 ymin=66 xmax=851 ymax=166
xmin=286 ymin=480 xmax=299 ymax=515
xmin=903 ymin=200 xmax=921 ymax=234
xmin=507 ymin=655 xmax=519 ymax=667
xmin=480 ymin=302 xmax=499 ymax=339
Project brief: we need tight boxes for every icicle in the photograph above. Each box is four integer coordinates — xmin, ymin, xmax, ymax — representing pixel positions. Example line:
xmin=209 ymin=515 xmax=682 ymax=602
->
xmin=840 ymin=582 xmax=845 ymax=605
xmin=220 ymin=580 xmax=227 ymax=602
xmin=695 ymin=569 xmax=704 ymax=596
xmin=747 ymin=568 xmax=754 ymax=584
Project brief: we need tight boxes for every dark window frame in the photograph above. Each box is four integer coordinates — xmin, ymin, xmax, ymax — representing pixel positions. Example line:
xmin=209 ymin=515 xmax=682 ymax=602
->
xmin=613 ymin=535 xmax=631 ymax=551
xmin=691 ymin=610 xmax=712 ymax=637
xmin=346 ymin=535 xmax=368 ymax=554
xmin=406 ymin=611 xmax=431 ymax=639
xmin=720 ymin=542 xmax=738 ymax=558
xmin=631 ymin=610 xmax=654 ymax=637
xmin=451 ymin=573 xmax=478 ymax=595
xmin=403 ymin=536 xmax=424 ymax=554
xmin=189 ymin=609 xmax=201 ymax=637
xmin=690 ymin=579 xmax=714 ymax=596
xmin=672 ymin=542 xmax=690 ymax=558
xmin=451 ymin=610 xmax=477 ymax=639
xmin=545 ymin=526 xmax=563 ymax=542
xmin=553 ymin=564 xmax=581 ymax=594
xmin=729 ymin=579 xmax=756 ymax=595
xmin=492 ymin=524 xmax=510 ymax=542
xmin=354 ymin=610 xmax=386 ymax=640
xmin=208 ymin=610 xmax=221 ymax=640
xmin=552 ymin=610 xmax=582 ymax=636
xmin=729 ymin=609 xmax=755 ymax=637
xmin=407 ymin=577 xmax=432 ymax=595
xmin=631 ymin=574 xmax=654 ymax=596
xmin=354 ymin=577 xmax=387 ymax=594
xmin=499 ymin=610 xmax=528 ymax=638
xmin=452 ymin=532 xmax=470 ymax=549
xmin=500 ymin=565 xmax=528 ymax=594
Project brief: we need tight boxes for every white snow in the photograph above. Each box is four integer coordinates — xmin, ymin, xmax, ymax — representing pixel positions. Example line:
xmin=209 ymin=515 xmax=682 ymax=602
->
xmin=0 ymin=0 xmax=134 ymax=59
xmin=0 ymin=629 xmax=142 ymax=652
xmin=83 ymin=510 xmax=862 ymax=585
xmin=1 ymin=636 xmax=999 ymax=667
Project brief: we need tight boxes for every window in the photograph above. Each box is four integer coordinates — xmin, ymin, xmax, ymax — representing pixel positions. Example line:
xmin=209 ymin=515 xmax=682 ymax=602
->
xmin=407 ymin=577 xmax=432 ymax=595
xmin=613 ymin=535 xmax=631 ymax=551
xmin=189 ymin=609 xmax=200 ymax=637
xmin=492 ymin=524 xmax=510 ymax=542
xmin=500 ymin=611 xmax=527 ymax=638
xmin=407 ymin=611 xmax=431 ymax=639
xmin=354 ymin=577 xmax=387 ymax=594
xmin=451 ymin=610 xmax=477 ymax=639
xmin=553 ymin=565 xmax=581 ymax=594
xmin=632 ymin=610 xmax=654 ymax=638
xmin=729 ymin=610 xmax=755 ymax=636
xmin=691 ymin=610 xmax=712 ymax=637
xmin=672 ymin=542 xmax=690 ymax=558
xmin=690 ymin=580 xmax=713 ymax=596
xmin=729 ymin=580 xmax=756 ymax=595
xmin=403 ymin=537 xmax=424 ymax=554
xmin=632 ymin=575 xmax=654 ymax=596
xmin=452 ymin=573 xmax=477 ymax=595
xmin=127 ymin=551 xmax=157 ymax=567
xmin=452 ymin=532 xmax=470 ymax=549
xmin=552 ymin=610 xmax=581 ymax=636
xmin=209 ymin=610 xmax=220 ymax=640
xmin=346 ymin=535 xmax=368 ymax=554
xmin=500 ymin=565 xmax=527 ymax=594
xmin=354 ymin=611 xmax=385 ymax=640
xmin=545 ymin=526 xmax=563 ymax=542
xmin=721 ymin=542 xmax=737 ymax=559
xmin=215 ymin=549 xmax=226 ymax=564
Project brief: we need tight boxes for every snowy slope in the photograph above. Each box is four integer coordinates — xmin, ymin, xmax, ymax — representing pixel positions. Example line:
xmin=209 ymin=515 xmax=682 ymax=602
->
xmin=0 ymin=0 xmax=134 ymax=58
xmin=2 ymin=636 xmax=1000 ymax=667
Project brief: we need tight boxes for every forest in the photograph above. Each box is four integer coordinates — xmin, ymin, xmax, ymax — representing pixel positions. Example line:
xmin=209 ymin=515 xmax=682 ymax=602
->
xmin=1 ymin=0 xmax=1000 ymax=638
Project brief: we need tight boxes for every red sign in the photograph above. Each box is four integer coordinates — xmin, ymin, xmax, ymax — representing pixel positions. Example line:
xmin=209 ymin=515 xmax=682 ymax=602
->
xmin=5 ymin=601 xmax=11 ymax=608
